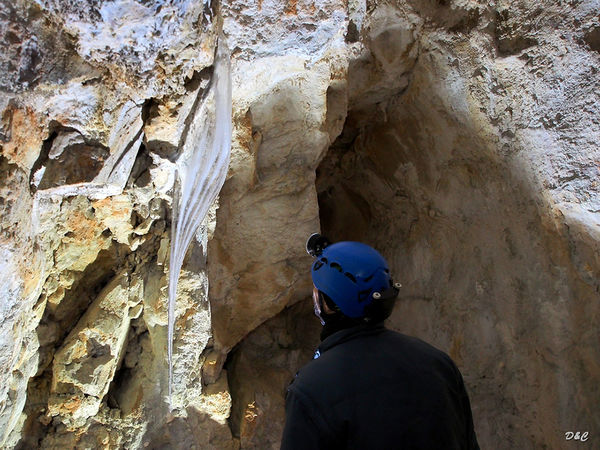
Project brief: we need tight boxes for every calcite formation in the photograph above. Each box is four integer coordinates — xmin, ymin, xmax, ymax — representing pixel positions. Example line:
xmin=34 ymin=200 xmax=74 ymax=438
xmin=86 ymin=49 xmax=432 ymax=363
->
xmin=0 ymin=0 xmax=599 ymax=448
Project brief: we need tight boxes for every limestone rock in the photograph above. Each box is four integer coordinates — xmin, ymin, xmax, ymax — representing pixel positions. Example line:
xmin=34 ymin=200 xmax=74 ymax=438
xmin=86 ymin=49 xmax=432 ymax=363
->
xmin=207 ymin=55 xmax=335 ymax=351
xmin=47 ymin=272 xmax=141 ymax=428
xmin=226 ymin=300 xmax=320 ymax=448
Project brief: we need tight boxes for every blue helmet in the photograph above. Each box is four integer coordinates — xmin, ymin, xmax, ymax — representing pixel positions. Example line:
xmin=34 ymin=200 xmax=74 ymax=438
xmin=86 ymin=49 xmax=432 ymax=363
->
xmin=307 ymin=235 xmax=397 ymax=318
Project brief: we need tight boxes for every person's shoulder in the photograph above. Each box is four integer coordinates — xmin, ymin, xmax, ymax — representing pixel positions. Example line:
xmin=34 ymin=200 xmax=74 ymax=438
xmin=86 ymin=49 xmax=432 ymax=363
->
xmin=383 ymin=329 xmax=459 ymax=367
xmin=293 ymin=349 xmax=336 ymax=383
xmin=286 ymin=355 xmax=335 ymax=406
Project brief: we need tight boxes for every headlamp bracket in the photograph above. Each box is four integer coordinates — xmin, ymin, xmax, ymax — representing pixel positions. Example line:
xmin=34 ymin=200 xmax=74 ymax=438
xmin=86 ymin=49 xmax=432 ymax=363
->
xmin=372 ymin=282 xmax=402 ymax=301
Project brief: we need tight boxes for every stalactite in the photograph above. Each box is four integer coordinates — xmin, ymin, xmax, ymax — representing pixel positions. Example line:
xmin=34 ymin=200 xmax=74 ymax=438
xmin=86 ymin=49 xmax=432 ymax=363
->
xmin=167 ymin=35 xmax=232 ymax=408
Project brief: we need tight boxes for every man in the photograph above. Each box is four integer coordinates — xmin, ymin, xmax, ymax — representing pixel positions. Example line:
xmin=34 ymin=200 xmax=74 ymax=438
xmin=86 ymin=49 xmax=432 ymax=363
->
xmin=280 ymin=234 xmax=479 ymax=449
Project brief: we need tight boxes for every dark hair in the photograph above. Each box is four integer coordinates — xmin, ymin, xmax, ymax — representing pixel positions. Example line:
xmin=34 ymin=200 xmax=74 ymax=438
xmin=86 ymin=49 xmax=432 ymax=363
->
xmin=321 ymin=291 xmax=396 ymax=323
xmin=362 ymin=296 xmax=396 ymax=322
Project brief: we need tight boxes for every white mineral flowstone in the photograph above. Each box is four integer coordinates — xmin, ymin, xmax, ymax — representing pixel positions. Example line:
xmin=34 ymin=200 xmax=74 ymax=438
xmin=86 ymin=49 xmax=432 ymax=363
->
xmin=32 ymin=0 xmax=215 ymax=96
xmin=0 ymin=0 xmax=599 ymax=448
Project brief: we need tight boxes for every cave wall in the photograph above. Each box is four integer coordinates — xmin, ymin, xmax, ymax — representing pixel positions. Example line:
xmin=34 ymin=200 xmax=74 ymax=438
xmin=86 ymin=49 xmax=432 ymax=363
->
xmin=0 ymin=0 xmax=599 ymax=448
xmin=318 ymin=35 xmax=600 ymax=447
xmin=219 ymin=0 xmax=600 ymax=448
xmin=0 ymin=0 xmax=230 ymax=447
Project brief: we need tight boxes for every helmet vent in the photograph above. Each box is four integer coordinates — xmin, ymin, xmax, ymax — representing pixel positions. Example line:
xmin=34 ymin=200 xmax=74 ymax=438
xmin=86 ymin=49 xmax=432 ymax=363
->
xmin=364 ymin=274 xmax=374 ymax=282
xmin=330 ymin=262 xmax=343 ymax=273
xmin=314 ymin=260 xmax=324 ymax=270
xmin=345 ymin=272 xmax=357 ymax=283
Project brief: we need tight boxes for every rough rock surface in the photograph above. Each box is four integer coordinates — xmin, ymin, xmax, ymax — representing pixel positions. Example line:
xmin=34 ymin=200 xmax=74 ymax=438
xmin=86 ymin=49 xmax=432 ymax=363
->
xmin=1 ymin=0 xmax=599 ymax=448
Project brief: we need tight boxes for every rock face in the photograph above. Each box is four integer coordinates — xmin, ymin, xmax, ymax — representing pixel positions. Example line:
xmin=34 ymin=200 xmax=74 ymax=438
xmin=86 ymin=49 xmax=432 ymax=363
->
xmin=1 ymin=0 xmax=599 ymax=448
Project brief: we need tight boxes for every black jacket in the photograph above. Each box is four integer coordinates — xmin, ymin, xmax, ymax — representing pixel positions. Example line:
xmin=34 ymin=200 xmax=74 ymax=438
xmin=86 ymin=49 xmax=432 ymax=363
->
xmin=281 ymin=323 xmax=479 ymax=449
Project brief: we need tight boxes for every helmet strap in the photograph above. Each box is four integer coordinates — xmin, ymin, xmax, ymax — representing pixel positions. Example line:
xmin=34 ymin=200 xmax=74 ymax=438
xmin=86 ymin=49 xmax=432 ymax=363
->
xmin=312 ymin=289 xmax=326 ymax=326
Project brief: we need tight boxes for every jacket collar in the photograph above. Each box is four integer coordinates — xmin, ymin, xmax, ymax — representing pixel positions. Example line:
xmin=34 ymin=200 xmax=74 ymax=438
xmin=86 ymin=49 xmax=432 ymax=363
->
xmin=317 ymin=321 xmax=386 ymax=355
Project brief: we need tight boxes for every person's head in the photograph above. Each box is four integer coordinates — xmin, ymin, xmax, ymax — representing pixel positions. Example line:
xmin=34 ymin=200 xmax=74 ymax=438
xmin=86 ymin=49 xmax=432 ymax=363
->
xmin=306 ymin=234 xmax=401 ymax=325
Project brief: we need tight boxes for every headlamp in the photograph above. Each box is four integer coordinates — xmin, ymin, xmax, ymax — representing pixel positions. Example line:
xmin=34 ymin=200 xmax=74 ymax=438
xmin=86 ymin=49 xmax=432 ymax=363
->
xmin=306 ymin=233 xmax=331 ymax=257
